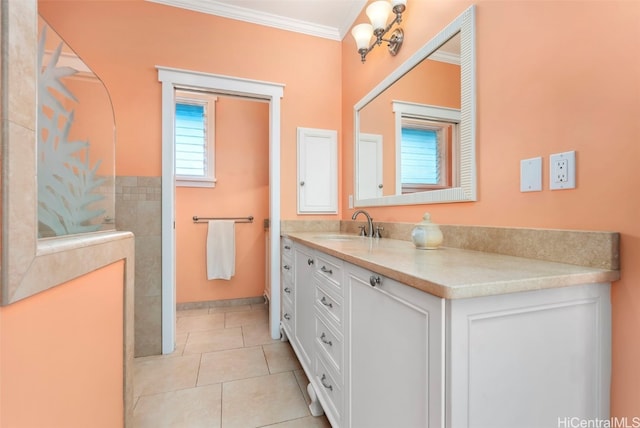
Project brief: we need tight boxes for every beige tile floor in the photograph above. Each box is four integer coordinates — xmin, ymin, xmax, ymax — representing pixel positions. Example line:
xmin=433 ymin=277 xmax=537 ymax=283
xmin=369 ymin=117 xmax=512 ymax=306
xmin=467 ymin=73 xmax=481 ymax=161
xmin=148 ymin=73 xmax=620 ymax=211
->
xmin=133 ymin=303 xmax=332 ymax=428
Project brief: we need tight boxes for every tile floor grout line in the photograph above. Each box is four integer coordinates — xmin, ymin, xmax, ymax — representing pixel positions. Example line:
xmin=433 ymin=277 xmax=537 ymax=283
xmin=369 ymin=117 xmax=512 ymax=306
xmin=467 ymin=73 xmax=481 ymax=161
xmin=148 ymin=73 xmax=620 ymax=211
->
xmin=261 ymin=344 xmax=272 ymax=375
xmin=134 ymin=307 xmax=330 ymax=427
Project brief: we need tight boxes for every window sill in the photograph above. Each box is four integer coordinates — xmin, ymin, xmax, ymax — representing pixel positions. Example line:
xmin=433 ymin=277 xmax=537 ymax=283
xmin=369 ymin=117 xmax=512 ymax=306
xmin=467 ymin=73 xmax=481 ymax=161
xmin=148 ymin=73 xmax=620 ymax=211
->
xmin=176 ymin=178 xmax=217 ymax=188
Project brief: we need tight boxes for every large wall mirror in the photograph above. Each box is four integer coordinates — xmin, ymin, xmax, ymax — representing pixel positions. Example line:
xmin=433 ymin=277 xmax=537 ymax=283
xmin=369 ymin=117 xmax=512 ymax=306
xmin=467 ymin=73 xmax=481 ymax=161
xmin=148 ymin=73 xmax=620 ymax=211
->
xmin=354 ymin=5 xmax=476 ymax=207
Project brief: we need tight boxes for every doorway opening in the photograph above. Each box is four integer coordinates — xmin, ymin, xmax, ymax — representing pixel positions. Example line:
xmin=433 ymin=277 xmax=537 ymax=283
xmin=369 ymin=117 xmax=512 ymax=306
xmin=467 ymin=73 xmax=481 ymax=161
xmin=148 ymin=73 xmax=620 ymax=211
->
xmin=158 ymin=67 xmax=284 ymax=354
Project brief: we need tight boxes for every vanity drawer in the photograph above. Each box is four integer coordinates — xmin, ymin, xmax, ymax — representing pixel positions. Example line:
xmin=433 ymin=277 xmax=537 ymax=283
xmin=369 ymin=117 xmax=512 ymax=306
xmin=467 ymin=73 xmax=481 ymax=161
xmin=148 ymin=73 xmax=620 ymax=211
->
xmin=315 ymin=284 xmax=342 ymax=328
xmin=281 ymin=300 xmax=294 ymax=335
xmin=315 ymin=352 xmax=343 ymax=423
xmin=315 ymin=312 xmax=343 ymax=375
xmin=281 ymin=257 xmax=293 ymax=284
xmin=315 ymin=253 xmax=343 ymax=294
xmin=281 ymin=238 xmax=294 ymax=256
xmin=282 ymin=279 xmax=294 ymax=306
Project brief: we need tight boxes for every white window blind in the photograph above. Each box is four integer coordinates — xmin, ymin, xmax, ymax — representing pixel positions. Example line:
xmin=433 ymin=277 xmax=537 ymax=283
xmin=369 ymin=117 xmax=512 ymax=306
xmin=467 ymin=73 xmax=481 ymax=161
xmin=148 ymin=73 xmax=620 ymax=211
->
xmin=175 ymin=102 xmax=206 ymax=177
xmin=401 ymin=127 xmax=440 ymax=185
xmin=175 ymin=91 xmax=216 ymax=187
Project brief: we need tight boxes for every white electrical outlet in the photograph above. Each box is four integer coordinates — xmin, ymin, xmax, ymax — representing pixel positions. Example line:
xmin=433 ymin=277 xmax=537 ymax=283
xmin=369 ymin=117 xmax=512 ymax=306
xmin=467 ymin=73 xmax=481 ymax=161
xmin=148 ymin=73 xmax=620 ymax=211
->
xmin=550 ymin=151 xmax=576 ymax=190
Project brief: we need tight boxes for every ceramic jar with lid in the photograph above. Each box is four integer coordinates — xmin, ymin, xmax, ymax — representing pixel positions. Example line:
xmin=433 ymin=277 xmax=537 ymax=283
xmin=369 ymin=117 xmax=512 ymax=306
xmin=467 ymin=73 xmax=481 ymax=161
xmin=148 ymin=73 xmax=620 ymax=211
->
xmin=411 ymin=213 xmax=443 ymax=249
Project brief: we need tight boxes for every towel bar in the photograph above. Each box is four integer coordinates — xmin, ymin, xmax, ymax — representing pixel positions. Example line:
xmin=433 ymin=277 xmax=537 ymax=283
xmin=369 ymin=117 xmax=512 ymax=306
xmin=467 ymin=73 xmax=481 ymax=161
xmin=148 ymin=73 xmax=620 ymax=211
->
xmin=193 ymin=215 xmax=254 ymax=224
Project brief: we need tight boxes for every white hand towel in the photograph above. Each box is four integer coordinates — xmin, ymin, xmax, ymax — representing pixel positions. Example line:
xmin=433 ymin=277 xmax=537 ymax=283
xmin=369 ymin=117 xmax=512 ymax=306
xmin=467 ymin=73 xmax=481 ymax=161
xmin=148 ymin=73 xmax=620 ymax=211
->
xmin=206 ymin=220 xmax=236 ymax=280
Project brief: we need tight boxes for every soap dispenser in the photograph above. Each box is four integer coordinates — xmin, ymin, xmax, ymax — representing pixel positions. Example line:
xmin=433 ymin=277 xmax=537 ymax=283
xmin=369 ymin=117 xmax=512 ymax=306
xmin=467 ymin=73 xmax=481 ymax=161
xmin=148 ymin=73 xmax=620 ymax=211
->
xmin=411 ymin=213 xmax=443 ymax=250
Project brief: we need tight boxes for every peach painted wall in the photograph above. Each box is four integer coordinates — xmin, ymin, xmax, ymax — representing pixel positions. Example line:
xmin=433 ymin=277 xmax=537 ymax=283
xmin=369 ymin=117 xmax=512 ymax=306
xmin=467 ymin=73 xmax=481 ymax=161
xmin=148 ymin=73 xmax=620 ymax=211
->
xmin=343 ymin=0 xmax=640 ymax=417
xmin=38 ymin=0 xmax=343 ymax=220
xmin=176 ymin=96 xmax=269 ymax=303
xmin=0 ymin=261 xmax=125 ymax=427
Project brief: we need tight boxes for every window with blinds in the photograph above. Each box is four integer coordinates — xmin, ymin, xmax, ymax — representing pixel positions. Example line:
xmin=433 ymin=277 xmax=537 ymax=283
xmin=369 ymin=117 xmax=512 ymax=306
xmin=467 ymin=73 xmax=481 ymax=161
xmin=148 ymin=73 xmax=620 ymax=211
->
xmin=175 ymin=91 xmax=216 ymax=187
xmin=400 ymin=118 xmax=451 ymax=193
xmin=401 ymin=127 xmax=440 ymax=185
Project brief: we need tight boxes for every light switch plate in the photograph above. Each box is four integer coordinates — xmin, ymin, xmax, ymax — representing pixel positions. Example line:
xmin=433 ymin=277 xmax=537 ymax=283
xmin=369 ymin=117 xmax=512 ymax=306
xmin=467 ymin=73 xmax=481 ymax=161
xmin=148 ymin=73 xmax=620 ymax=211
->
xmin=520 ymin=157 xmax=542 ymax=192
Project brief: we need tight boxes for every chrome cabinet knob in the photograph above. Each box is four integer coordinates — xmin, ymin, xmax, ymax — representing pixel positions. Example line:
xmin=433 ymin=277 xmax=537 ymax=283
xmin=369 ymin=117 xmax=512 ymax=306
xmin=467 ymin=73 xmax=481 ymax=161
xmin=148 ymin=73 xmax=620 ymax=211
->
xmin=320 ymin=332 xmax=333 ymax=346
xmin=320 ymin=374 xmax=333 ymax=391
xmin=320 ymin=296 xmax=333 ymax=308
xmin=369 ymin=275 xmax=381 ymax=287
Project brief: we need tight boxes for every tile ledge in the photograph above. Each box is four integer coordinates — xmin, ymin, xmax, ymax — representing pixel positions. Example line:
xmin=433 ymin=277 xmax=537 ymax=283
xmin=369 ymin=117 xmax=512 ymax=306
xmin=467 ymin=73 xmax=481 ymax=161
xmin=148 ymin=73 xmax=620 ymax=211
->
xmin=36 ymin=230 xmax=135 ymax=256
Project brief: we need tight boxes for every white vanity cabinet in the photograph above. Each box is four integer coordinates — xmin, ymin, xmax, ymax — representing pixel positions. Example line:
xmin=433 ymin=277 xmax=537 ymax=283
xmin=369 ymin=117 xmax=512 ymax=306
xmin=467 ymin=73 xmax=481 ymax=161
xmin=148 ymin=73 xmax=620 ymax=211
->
xmin=281 ymin=237 xmax=612 ymax=428
xmin=345 ymin=264 xmax=445 ymax=428
xmin=293 ymin=244 xmax=316 ymax=369
xmin=280 ymin=240 xmax=346 ymax=427
xmin=312 ymin=251 xmax=345 ymax=426
xmin=280 ymin=238 xmax=294 ymax=337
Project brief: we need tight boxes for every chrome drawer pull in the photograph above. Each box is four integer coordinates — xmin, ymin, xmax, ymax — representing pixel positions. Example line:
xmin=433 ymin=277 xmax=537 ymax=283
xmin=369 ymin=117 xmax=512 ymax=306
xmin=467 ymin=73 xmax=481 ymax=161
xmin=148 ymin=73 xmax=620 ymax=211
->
xmin=283 ymin=265 xmax=291 ymax=270
xmin=283 ymin=313 xmax=291 ymax=320
xmin=320 ymin=374 xmax=333 ymax=391
xmin=308 ymin=258 xmax=314 ymax=266
xmin=284 ymin=245 xmax=291 ymax=250
xmin=284 ymin=287 xmax=291 ymax=294
xmin=369 ymin=275 xmax=381 ymax=287
xmin=320 ymin=296 xmax=333 ymax=308
xmin=320 ymin=266 xmax=333 ymax=275
xmin=320 ymin=332 xmax=333 ymax=346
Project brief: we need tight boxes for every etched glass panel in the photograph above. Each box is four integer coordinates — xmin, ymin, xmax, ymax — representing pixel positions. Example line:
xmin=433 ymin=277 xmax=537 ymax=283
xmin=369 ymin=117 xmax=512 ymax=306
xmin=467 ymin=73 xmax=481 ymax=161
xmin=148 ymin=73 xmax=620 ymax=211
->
xmin=37 ymin=17 xmax=115 ymax=238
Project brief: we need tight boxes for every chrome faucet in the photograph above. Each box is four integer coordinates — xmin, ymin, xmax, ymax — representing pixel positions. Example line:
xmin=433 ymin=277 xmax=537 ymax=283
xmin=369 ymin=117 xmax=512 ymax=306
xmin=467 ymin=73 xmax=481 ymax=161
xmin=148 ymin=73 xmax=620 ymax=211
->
xmin=352 ymin=209 xmax=374 ymax=237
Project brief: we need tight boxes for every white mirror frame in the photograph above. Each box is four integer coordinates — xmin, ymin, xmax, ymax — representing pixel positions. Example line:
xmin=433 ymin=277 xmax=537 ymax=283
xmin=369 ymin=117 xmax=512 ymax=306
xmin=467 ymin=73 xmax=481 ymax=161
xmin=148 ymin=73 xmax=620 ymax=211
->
xmin=354 ymin=5 xmax=476 ymax=207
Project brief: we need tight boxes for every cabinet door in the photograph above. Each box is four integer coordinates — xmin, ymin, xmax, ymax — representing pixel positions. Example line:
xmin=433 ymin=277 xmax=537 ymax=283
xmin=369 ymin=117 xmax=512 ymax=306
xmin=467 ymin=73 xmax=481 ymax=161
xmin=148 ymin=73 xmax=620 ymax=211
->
xmin=447 ymin=283 xmax=611 ymax=428
xmin=293 ymin=244 xmax=316 ymax=370
xmin=297 ymin=127 xmax=337 ymax=214
xmin=346 ymin=265 xmax=445 ymax=428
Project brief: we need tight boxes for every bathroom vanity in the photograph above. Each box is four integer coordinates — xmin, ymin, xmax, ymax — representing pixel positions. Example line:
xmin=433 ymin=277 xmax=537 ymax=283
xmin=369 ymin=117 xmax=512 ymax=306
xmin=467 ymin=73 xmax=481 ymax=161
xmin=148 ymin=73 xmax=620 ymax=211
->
xmin=280 ymin=231 xmax=619 ymax=428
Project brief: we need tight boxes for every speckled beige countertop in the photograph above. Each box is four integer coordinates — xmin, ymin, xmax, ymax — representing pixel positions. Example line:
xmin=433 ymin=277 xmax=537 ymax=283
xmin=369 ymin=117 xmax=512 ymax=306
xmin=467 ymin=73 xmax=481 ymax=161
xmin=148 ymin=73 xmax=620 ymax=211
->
xmin=284 ymin=232 xmax=620 ymax=299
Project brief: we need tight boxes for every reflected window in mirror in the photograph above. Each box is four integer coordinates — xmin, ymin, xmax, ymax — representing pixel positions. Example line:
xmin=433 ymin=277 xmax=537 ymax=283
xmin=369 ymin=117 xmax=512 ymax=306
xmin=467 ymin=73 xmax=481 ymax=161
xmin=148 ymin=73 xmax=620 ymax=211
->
xmin=392 ymin=101 xmax=460 ymax=195
xmin=400 ymin=118 xmax=454 ymax=193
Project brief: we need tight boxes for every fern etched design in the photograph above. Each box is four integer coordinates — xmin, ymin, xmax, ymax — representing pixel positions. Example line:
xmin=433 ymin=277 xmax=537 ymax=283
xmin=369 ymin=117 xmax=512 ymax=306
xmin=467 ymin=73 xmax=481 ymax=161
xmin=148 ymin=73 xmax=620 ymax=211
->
xmin=37 ymin=27 xmax=105 ymax=237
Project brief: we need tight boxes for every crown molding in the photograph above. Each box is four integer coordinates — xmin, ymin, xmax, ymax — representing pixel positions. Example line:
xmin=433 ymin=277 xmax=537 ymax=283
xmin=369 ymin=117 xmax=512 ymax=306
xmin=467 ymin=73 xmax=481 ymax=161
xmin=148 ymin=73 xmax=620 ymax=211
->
xmin=147 ymin=0 xmax=351 ymax=41
xmin=429 ymin=50 xmax=461 ymax=65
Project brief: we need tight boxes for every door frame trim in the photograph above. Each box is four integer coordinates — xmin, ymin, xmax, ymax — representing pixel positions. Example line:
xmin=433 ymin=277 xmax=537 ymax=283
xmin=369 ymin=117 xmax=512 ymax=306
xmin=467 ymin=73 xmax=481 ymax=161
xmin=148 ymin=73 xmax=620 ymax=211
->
xmin=158 ymin=66 xmax=284 ymax=353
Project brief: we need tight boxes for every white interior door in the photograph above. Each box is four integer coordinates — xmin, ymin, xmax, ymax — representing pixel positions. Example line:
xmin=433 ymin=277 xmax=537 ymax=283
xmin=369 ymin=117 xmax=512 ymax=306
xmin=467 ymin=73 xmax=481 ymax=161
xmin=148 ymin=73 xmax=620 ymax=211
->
xmin=357 ymin=133 xmax=383 ymax=199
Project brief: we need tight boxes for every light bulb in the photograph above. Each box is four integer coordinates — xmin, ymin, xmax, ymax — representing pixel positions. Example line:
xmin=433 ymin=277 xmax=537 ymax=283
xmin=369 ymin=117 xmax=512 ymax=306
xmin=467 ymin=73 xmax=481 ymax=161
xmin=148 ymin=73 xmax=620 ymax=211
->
xmin=351 ymin=23 xmax=373 ymax=51
xmin=366 ymin=1 xmax=392 ymax=31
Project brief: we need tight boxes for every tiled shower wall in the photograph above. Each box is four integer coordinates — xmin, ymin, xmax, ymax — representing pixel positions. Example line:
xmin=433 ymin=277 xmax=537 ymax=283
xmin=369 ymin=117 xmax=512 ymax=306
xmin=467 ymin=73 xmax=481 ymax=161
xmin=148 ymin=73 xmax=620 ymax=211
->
xmin=116 ymin=176 xmax=162 ymax=357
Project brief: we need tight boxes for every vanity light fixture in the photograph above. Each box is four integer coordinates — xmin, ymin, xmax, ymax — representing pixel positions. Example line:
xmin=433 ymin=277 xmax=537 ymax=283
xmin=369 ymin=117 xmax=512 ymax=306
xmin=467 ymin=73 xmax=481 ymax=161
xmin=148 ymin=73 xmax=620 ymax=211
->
xmin=351 ymin=0 xmax=407 ymax=63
